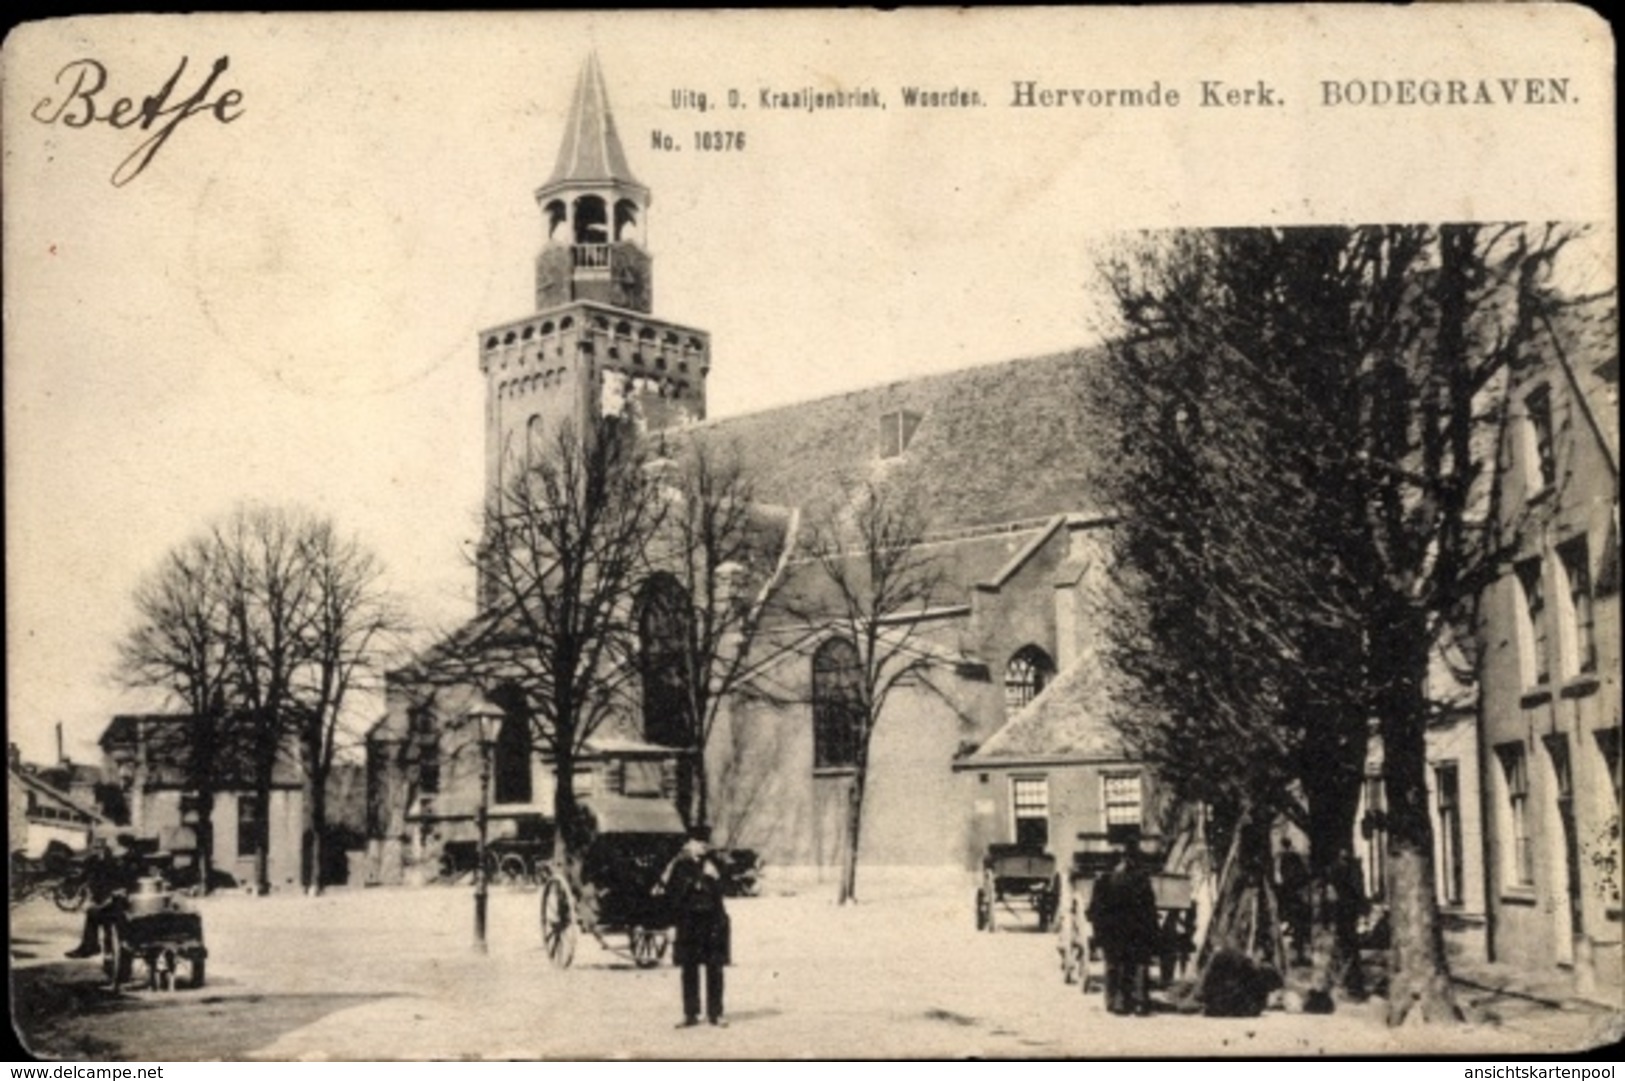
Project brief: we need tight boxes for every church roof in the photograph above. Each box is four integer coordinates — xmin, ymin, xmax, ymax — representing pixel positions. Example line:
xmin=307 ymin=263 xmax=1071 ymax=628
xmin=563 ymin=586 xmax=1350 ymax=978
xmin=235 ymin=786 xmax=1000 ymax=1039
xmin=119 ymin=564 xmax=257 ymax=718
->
xmin=542 ymin=53 xmax=644 ymax=194
xmin=956 ymin=646 xmax=1133 ymax=767
xmin=692 ymin=349 xmax=1102 ymax=536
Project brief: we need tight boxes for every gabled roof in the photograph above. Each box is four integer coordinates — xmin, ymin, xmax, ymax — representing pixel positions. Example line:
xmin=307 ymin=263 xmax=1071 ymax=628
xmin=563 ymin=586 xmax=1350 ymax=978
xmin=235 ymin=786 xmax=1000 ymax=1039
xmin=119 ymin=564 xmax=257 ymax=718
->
xmin=541 ymin=53 xmax=644 ymax=195
xmin=100 ymin=713 xmax=303 ymax=789
xmin=956 ymin=646 xmax=1132 ymax=768
xmin=9 ymin=764 xmax=108 ymax=827
xmin=691 ymin=350 xmax=1102 ymax=536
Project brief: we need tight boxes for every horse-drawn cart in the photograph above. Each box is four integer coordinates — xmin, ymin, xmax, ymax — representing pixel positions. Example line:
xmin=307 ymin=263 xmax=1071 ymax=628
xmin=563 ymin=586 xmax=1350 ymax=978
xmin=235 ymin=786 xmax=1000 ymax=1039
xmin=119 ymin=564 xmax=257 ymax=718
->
xmin=975 ymin=843 xmax=1059 ymax=933
xmin=537 ymin=801 xmax=687 ymax=969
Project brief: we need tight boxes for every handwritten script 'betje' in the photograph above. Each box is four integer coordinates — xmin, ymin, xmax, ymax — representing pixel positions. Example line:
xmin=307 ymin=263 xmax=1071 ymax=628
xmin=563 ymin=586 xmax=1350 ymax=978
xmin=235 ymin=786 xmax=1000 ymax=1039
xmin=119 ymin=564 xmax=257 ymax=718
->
xmin=31 ymin=56 xmax=244 ymax=188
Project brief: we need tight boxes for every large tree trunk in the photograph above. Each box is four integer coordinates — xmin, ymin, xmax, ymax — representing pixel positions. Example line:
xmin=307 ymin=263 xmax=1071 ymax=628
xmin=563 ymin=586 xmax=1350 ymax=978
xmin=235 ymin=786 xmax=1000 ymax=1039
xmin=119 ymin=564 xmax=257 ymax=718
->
xmin=306 ymin=776 xmax=328 ymax=895
xmin=1304 ymin=756 xmax=1367 ymax=1000
xmin=1376 ymin=603 xmax=1461 ymax=1026
xmin=839 ymin=767 xmax=867 ymax=905
xmin=253 ymin=777 xmax=272 ymax=895
xmin=194 ymin=793 xmax=216 ymax=897
xmin=553 ymin=749 xmax=584 ymax=866
xmin=691 ymin=748 xmax=710 ymax=830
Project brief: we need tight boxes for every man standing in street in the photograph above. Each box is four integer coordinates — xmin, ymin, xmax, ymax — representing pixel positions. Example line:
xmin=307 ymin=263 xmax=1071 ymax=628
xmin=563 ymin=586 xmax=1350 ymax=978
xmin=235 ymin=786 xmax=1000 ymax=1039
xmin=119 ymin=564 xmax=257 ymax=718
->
xmin=1087 ymin=837 xmax=1160 ymax=1016
xmin=64 ymin=835 xmax=139 ymax=959
xmin=658 ymin=824 xmax=730 ymax=1028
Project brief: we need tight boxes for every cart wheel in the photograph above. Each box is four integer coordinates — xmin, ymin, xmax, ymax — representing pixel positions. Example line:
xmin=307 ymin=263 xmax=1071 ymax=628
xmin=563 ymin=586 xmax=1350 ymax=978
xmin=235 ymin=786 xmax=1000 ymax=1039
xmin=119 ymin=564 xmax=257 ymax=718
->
xmin=102 ymin=924 xmax=133 ymax=990
xmin=498 ymin=854 xmax=529 ymax=888
xmin=53 ymin=881 xmax=89 ymax=913
xmin=975 ymin=886 xmax=992 ymax=932
xmin=540 ymin=876 xmax=578 ymax=969
xmin=630 ymin=926 xmax=667 ymax=969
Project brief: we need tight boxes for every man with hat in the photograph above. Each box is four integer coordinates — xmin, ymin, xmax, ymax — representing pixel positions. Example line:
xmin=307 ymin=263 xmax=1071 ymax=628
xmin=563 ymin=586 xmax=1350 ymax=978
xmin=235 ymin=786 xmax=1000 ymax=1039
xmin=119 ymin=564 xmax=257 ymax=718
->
xmin=657 ymin=823 xmax=730 ymax=1027
xmin=1086 ymin=826 xmax=1160 ymax=1016
xmin=64 ymin=834 xmax=140 ymax=959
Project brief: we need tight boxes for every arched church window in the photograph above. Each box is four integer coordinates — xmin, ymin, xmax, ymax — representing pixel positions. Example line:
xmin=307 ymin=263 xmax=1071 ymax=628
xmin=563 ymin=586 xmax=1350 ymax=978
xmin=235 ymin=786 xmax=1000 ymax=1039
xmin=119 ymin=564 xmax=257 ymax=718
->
xmin=525 ymin=414 xmax=546 ymax=467
xmin=1004 ymin=645 xmax=1055 ymax=713
xmin=637 ymin=573 xmax=692 ymax=748
xmin=493 ymin=707 xmax=532 ymax=805
xmin=813 ymin=637 xmax=864 ymax=770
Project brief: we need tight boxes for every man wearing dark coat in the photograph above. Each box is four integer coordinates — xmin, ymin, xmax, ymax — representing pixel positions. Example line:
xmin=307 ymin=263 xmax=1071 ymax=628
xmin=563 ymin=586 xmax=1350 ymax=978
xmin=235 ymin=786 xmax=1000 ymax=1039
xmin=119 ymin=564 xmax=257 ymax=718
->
xmin=1086 ymin=842 xmax=1160 ymax=1016
xmin=657 ymin=824 xmax=730 ymax=1027
xmin=64 ymin=836 xmax=139 ymax=959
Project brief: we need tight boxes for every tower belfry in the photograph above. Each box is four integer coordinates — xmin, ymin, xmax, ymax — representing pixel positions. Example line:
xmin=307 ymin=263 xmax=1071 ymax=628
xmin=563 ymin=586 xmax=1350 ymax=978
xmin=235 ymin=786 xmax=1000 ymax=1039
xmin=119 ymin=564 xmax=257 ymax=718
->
xmin=534 ymin=53 xmax=653 ymax=314
xmin=478 ymin=55 xmax=711 ymax=511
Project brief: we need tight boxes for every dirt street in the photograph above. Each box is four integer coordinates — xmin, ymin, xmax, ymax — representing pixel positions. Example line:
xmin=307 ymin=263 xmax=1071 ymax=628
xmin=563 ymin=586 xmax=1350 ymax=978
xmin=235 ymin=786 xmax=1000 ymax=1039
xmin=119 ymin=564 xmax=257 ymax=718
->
xmin=10 ymin=878 xmax=1619 ymax=1060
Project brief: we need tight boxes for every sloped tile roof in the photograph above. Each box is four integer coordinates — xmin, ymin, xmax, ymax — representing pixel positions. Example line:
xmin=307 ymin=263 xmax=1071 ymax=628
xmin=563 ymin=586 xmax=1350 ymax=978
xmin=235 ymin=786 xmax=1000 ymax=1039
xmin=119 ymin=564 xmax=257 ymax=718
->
xmin=960 ymin=646 xmax=1130 ymax=765
xmin=692 ymin=350 xmax=1101 ymax=534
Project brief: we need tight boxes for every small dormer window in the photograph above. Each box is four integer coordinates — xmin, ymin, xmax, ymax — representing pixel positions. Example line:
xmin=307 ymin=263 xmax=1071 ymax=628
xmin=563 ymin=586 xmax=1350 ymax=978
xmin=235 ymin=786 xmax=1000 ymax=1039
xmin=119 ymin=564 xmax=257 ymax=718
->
xmin=879 ymin=410 xmax=921 ymax=459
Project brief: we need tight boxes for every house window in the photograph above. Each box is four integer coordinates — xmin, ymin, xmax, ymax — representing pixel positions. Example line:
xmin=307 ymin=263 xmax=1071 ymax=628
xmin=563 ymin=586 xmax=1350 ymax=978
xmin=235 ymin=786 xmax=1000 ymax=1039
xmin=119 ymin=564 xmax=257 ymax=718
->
xmin=1102 ymin=772 xmax=1143 ymax=829
xmin=1556 ymin=536 xmax=1597 ymax=676
xmin=1522 ymin=385 xmax=1557 ymax=492
xmin=878 ymin=410 xmax=922 ymax=459
xmin=1495 ymin=742 xmax=1533 ymax=888
xmin=417 ymin=736 xmax=440 ymax=797
xmin=813 ymin=637 xmax=863 ymax=770
xmin=1004 ymin=645 xmax=1055 ymax=713
xmin=493 ymin=709 xmax=532 ymax=805
xmin=638 ymin=574 xmax=693 ymax=749
xmin=1513 ymin=558 xmax=1549 ymax=687
xmin=237 ymin=792 xmax=263 ymax=859
xmin=1011 ymin=777 xmax=1050 ymax=848
xmin=1435 ymin=762 xmax=1464 ymax=907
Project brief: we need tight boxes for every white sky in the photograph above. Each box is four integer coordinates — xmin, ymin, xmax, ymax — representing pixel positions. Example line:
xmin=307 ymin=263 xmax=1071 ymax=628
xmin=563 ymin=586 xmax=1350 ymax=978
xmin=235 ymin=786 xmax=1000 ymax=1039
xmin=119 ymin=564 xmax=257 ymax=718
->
xmin=3 ymin=9 xmax=1614 ymax=764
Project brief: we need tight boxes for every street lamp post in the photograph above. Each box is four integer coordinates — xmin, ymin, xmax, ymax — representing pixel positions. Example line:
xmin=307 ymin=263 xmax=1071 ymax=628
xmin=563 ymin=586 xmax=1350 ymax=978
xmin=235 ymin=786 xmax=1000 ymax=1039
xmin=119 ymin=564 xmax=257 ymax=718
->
xmin=471 ymin=707 xmax=502 ymax=954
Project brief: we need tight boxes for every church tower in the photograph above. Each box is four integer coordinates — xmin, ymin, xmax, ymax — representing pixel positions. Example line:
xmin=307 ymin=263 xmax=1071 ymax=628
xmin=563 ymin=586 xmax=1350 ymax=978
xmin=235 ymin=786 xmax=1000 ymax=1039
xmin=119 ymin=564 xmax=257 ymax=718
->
xmin=479 ymin=54 xmax=711 ymax=508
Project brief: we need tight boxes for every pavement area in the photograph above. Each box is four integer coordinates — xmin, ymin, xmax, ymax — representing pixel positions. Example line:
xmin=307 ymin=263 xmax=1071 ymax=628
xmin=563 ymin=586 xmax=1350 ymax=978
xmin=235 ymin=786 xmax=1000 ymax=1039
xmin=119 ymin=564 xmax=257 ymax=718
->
xmin=10 ymin=877 xmax=1622 ymax=1061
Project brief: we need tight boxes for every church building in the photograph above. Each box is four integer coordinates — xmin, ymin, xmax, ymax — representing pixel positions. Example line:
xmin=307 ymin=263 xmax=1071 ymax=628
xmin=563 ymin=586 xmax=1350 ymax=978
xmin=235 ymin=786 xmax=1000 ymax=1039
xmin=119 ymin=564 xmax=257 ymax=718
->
xmin=363 ymin=57 xmax=1159 ymax=888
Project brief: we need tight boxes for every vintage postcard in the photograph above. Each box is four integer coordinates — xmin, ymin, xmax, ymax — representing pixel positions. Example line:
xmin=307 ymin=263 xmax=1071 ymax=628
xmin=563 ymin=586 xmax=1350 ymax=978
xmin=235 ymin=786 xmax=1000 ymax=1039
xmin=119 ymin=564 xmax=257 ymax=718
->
xmin=4 ymin=7 xmax=1618 ymax=1063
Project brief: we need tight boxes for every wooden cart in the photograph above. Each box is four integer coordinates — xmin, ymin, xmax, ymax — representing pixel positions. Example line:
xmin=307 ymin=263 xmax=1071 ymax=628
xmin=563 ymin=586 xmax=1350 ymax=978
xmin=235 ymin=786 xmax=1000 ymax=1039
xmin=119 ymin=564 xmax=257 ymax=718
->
xmin=975 ymin=843 xmax=1059 ymax=933
xmin=100 ymin=882 xmax=207 ymax=992
xmin=538 ymin=801 xmax=687 ymax=969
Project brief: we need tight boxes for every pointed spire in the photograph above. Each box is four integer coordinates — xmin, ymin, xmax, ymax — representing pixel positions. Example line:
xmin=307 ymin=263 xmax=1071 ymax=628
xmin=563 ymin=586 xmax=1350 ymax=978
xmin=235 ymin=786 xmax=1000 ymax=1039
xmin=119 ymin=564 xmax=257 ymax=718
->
xmin=544 ymin=53 xmax=644 ymax=192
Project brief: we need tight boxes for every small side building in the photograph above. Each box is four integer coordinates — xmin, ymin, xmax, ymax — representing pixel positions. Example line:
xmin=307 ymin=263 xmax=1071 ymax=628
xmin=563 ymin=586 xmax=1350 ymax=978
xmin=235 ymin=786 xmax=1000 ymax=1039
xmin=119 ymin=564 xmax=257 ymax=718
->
xmin=99 ymin=714 xmax=306 ymax=890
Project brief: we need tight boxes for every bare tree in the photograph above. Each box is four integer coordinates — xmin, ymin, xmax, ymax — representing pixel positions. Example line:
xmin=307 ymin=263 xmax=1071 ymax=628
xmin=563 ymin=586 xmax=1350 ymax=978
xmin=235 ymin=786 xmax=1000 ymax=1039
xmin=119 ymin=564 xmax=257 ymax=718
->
xmin=117 ymin=534 xmax=236 ymax=894
xmin=290 ymin=519 xmax=402 ymax=893
xmin=118 ymin=505 xmax=400 ymax=896
xmin=654 ymin=439 xmax=789 ymax=829
xmin=797 ymin=481 xmax=944 ymax=904
xmin=214 ymin=506 xmax=318 ymax=895
xmin=434 ymin=419 xmax=666 ymax=864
